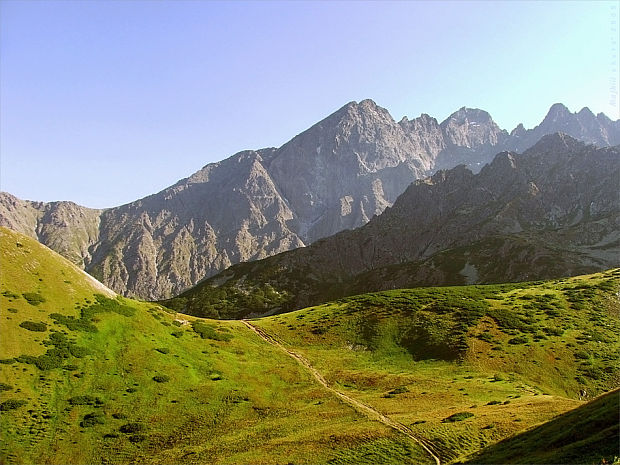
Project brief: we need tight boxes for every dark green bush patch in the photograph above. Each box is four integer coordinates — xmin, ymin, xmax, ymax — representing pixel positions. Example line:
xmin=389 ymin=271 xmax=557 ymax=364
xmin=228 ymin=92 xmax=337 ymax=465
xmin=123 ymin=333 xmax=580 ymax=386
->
xmin=152 ymin=374 xmax=170 ymax=383
xmin=7 ymin=308 xmax=18 ymax=313
xmin=486 ymin=400 xmax=502 ymax=405
xmin=49 ymin=313 xmax=97 ymax=333
xmin=80 ymin=412 xmax=105 ymax=427
xmin=191 ymin=321 xmax=233 ymax=341
xmin=68 ymin=345 xmax=92 ymax=358
xmin=2 ymin=290 xmax=20 ymax=299
xmin=508 ymin=336 xmax=529 ymax=345
xmin=442 ymin=412 xmax=474 ymax=423
xmin=19 ymin=321 xmax=47 ymax=332
xmin=112 ymin=413 xmax=127 ymax=420
xmin=22 ymin=292 xmax=46 ymax=306
xmin=15 ymin=331 xmax=89 ymax=371
xmin=50 ymin=294 xmax=135 ymax=333
xmin=0 ymin=399 xmax=27 ymax=411
xmin=155 ymin=348 xmax=170 ymax=354
xmin=0 ymin=359 xmax=15 ymax=364
xmin=120 ymin=423 xmax=146 ymax=434
xmin=0 ymin=383 xmax=13 ymax=391
xmin=128 ymin=434 xmax=147 ymax=443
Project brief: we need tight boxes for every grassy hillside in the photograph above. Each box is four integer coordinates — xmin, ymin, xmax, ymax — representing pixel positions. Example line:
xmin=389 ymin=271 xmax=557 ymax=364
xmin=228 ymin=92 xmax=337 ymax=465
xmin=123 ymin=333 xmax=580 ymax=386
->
xmin=462 ymin=389 xmax=619 ymax=464
xmin=2 ymin=226 xmax=618 ymax=464
xmin=0 ymin=227 xmax=430 ymax=465
xmin=251 ymin=271 xmax=620 ymax=463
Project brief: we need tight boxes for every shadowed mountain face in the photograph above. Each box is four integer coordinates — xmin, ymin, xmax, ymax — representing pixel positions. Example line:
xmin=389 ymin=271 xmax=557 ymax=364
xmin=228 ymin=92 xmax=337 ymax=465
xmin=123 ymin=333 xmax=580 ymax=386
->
xmin=166 ymin=134 xmax=620 ymax=319
xmin=2 ymin=100 xmax=619 ymax=299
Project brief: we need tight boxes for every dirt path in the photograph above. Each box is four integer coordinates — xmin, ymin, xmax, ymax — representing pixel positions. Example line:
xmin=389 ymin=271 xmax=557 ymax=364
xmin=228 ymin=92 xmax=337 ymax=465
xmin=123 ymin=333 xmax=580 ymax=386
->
xmin=242 ymin=320 xmax=441 ymax=465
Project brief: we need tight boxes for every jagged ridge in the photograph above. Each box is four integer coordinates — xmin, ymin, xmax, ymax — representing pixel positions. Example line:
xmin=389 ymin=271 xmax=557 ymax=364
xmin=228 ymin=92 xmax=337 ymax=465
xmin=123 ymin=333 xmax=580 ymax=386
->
xmin=1 ymin=101 xmax=619 ymax=299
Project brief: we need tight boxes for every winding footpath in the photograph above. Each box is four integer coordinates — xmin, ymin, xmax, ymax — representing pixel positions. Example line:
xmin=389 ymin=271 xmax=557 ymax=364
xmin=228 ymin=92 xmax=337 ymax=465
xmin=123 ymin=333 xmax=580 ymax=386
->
xmin=241 ymin=320 xmax=442 ymax=465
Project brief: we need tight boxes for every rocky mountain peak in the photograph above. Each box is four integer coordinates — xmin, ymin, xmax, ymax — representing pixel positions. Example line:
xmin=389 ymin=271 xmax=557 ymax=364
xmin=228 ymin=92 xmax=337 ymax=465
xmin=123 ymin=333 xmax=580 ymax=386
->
xmin=443 ymin=107 xmax=495 ymax=125
xmin=541 ymin=103 xmax=571 ymax=124
xmin=525 ymin=132 xmax=584 ymax=154
xmin=440 ymin=107 xmax=507 ymax=149
xmin=510 ymin=123 xmax=526 ymax=137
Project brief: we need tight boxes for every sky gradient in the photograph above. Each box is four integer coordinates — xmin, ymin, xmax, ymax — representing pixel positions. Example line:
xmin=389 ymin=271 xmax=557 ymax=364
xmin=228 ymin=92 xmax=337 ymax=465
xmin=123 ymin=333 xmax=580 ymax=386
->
xmin=1 ymin=0 xmax=618 ymax=208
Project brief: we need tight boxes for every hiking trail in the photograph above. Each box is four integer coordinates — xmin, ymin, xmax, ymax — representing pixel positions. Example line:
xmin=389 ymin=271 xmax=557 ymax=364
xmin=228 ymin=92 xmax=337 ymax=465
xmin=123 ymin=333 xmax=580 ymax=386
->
xmin=242 ymin=320 xmax=442 ymax=465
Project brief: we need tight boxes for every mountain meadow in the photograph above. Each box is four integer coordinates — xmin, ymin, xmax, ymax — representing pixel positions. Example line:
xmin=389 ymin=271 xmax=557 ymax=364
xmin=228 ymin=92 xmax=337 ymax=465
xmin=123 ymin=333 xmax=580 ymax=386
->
xmin=1 ymin=226 xmax=618 ymax=464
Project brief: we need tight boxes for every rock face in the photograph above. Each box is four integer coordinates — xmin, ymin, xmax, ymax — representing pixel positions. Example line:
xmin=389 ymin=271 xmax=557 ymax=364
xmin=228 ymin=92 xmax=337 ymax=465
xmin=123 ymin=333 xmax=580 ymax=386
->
xmin=169 ymin=134 xmax=620 ymax=318
xmin=2 ymin=100 xmax=619 ymax=299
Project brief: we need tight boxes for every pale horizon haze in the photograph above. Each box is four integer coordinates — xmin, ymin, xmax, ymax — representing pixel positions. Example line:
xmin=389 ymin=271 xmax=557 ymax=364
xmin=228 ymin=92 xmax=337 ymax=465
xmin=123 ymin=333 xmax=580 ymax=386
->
xmin=1 ymin=0 xmax=618 ymax=208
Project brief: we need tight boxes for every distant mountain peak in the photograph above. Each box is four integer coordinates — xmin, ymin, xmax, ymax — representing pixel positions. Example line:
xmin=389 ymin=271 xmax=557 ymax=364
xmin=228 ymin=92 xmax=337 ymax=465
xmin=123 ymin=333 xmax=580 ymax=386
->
xmin=542 ymin=103 xmax=571 ymax=123
xmin=526 ymin=132 xmax=584 ymax=153
xmin=443 ymin=107 xmax=495 ymax=125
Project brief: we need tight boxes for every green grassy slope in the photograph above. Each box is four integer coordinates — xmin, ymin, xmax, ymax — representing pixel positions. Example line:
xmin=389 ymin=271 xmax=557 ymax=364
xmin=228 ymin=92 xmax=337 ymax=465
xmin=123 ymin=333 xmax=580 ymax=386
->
xmin=461 ymin=389 xmax=619 ymax=464
xmin=252 ymin=271 xmax=620 ymax=464
xmin=2 ymin=226 xmax=618 ymax=464
xmin=0 ymin=227 xmax=431 ymax=465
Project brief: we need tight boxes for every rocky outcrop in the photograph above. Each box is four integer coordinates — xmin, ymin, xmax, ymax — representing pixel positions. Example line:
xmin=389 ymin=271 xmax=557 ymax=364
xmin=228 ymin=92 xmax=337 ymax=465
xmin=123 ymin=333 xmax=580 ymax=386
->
xmin=2 ymin=100 xmax=619 ymax=300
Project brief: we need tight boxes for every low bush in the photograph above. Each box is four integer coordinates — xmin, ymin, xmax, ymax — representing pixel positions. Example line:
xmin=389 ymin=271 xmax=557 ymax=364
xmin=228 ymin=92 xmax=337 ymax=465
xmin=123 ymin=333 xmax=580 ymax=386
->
xmin=120 ymin=423 xmax=146 ymax=434
xmin=0 ymin=383 xmax=13 ymax=391
xmin=442 ymin=412 xmax=474 ymax=422
xmin=19 ymin=321 xmax=47 ymax=332
xmin=80 ymin=412 xmax=105 ymax=427
xmin=508 ymin=336 xmax=529 ymax=345
xmin=152 ymin=374 xmax=170 ymax=383
xmin=191 ymin=321 xmax=233 ymax=341
xmin=22 ymin=292 xmax=46 ymax=306
xmin=0 ymin=399 xmax=27 ymax=411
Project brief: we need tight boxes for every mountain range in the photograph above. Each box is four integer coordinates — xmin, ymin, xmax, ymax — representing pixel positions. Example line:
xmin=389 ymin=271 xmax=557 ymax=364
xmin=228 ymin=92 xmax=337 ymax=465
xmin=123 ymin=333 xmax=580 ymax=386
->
xmin=1 ymin=101 xmax=619 ymax=299
xmin=165 ymin=134 xmax=620 ymax=319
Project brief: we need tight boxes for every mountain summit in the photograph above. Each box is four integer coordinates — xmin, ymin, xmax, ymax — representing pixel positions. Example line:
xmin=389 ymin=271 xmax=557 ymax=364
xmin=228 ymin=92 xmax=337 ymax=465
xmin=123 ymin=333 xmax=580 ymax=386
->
xmin=1 ymin=101 xmax=619 ymax=299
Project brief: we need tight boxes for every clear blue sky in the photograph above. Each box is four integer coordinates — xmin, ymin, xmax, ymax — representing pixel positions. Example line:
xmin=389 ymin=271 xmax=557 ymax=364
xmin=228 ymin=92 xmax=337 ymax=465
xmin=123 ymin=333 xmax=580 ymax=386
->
xmin=1 ymin=0 xmax=618 ymax=208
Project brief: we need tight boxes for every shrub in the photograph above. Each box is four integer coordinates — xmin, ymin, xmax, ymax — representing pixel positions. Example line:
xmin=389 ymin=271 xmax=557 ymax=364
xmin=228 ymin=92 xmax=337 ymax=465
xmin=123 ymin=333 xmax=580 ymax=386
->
xmin=2 ymin=291 xmax=20 ymax=299
xmin=80 ymin=412 xmax=105 ymax=427
xmin=128 ymin=434 xmax=147 ymax=443
xmin=152 ymin=375 xmax=170 ymax=383
xmin=486 ymin=400 xmax=502 ymax=405
xmin=0 ymin=399 xmax=27 ymax=411
xmin=543 ymin=327 xmax=564 ymax=336
xmin=508 ymin=336 xmax=529 ymax=345
xmin=493 ymin=374 xmax=505 ymax=382
xmin=49 ymin=313 xmax=97 ymax=332
xmin=120 ymin=423 xmax=146 ymax=434
xmin=0 ymin=383 xmax=13 ymax=391
xmin=155 ymin=348 xmax=170 ymax=354
xmin=22 ymin=292 xmax=46 ymax=306
xmin=34 ymin=355 xmax=64 ymax=370
xmin=69 ymin=345 xmax=92 ymax=358
xmin=19 ymin=321 xmax=47 ymax=332
xmin=7 ymin=308 xmax=18 ymax=313
xmin=388 ymin=386 xmax=409 ymax=395
xmin=191 ymin=321 xmax=233 ymax=341
xmin=574 ymin=350 xmax=591 ymax=360
xmin=442 ymin=412 xmax=474 ymax=422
